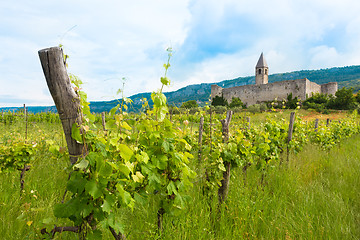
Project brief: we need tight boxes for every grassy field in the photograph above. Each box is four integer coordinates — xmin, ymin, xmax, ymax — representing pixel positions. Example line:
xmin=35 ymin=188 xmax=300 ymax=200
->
xmin=0 ymin=112 xmax=360 ymax=239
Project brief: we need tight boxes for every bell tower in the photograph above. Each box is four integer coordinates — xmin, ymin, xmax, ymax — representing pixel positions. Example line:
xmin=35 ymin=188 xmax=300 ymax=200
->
xmin=255 ymin=52 xmax=268 ymax=85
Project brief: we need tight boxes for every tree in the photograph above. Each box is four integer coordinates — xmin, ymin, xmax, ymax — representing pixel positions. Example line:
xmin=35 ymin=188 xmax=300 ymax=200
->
xmin=327 ymin=87 xmax=355 ymax=110
xmin=180 ymin=100 xmax=198 ymax=109
xmin=229 ymin=97 xmax=244 ymax=108
xmin=211 ymin=95 xmax=228 ymax=107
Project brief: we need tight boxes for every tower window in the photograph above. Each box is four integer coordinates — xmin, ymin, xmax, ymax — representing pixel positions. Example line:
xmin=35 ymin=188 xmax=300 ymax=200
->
xmin=265 ymin=69 xmax=268 ymax=75
xmin=258 ymin=69 xmax=262 ymax=74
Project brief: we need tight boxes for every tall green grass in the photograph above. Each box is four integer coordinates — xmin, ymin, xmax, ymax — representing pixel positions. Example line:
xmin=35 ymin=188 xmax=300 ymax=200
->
xmin=1 ymin=121 xmax=360 ymax=239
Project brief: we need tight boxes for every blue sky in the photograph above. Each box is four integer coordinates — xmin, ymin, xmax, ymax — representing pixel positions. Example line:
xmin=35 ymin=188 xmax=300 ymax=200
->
xmin=1 ymin=0 xmax=360 ymax=107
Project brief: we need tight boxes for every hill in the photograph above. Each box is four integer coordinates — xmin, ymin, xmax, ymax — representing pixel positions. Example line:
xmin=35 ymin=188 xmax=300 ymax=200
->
xmin=2 ymin=65 xmax=360 ymax=113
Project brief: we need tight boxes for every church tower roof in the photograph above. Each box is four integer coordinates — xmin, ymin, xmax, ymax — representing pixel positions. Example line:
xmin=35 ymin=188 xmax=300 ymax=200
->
xmin=256 ymin=52 xmax=268 ymax=68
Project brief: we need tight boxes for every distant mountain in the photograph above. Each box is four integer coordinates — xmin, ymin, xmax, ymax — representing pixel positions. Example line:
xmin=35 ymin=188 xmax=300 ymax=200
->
xmin=2 ymin=65 xmax=360 ymax=113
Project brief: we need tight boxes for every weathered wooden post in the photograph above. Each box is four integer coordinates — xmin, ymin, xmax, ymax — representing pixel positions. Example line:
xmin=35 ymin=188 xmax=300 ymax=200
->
xmin=246 ymin=116 xmax=251 ymax=130
xmin=101 ymin=112 xmax=106 ymax=131
xmin=38 ymin=47 xmax=85 ymax=164
xmin=24 ymin=104 xmax=28 ymax=141
xmin=314 ymin=119 xmax=319 ymax=132
xmin=218 ymin=110 xmax=233 ymax=204
xmin=209 ymin=106 xmax=213 ymax=153
xmin=326 ymin=118 xmax=330 ymax=127
xmin=286 ymin=112 xmax=296 ymax=163
xmin=198 ymin=116 xmax=204 ymax=162
xmin=169 ymin=107 xmax=173 ymax=122
xmin=287 ymin=112 xmax=296 ymax=143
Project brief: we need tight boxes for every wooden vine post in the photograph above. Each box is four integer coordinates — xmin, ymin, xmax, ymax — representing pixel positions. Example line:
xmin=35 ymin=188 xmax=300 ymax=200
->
xmin=246 ymin=116 xmax=251 ymax=130
xmin=24 ymin=104 xmax=28 ymax=141
xmin=218 ymin=110 xmax=233 ymax=204
xmin=326 ymin=118 xmax=330 ymax=127
xmin=38 ymin=47 xmax=85 ymax=164
xmin=101 ymin=112 xmax=106 ymax=131
xmin=198 ymin=116 xmax=204 ymax=162
xmin=209 ymin=106 xmax=213 ymax=153
xmin=314 ymin=119 xmax=319 ymax=132
xmin=286 ymin=112 xmax=296 ymax=163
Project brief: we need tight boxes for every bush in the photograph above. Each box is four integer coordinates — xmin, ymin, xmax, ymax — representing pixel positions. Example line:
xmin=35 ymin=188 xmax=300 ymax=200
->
xmin=259 ymin=103 xmax=268 ymax=112
xmin=303 ymin=93 xmax=331 ymax=111
xmin=247 ymin=104 xmax=261 ymax=114
xmin=229 ymin=97 xmax=244 ymax=108
xmin=213 ymin=106 xmax=228 ymax=114
xmin=180 ymin=100 xmax=198 ymax=109
xmin=285 ymin=93 xmax=300 ymax=109
xmin=212 ymin=95 xmax=228 ymax=107
xmin=231 ymin=106 xmax=244 ymax=113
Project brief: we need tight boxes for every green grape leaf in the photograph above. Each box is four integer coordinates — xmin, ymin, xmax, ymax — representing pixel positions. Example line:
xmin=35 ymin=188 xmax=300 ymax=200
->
xmin=161 ymin=77 xmax=170 ymax=86
xmin=71 ymin=123 xmax=83 ymax=143
xmin=135 ymin=152 xmax=149 ymax=164
xmin=131 ymin=171 xmax=145 ymax=183
xmin=85 ymin=179 xmax=102 ymax=199
xmin=116 ymin=184 xmax=134 ymax=209
xmin=161 ymin=141 xmax=170 ymax=153
xmin=87 ymin=230 xmax=103 ymax=240
xmin=167 ymin=181 xmax=178 ymax=196
xmin=118 ymin=144 xmax=133 ymax=162
xmin=74 ymin=159 xmax=89 ymax=170
xmin=101 ymin=196 xmax=114 ymax=214
xmin=99 ymin=162 xmax=113 ymax=177
xmin=67 ymin=172 xmax=87 ymax=193
xmin=110 ymin=104 xmax=120 ymax=116
xmin=118 ymin=164 xmax=131 ymax=177
xmin=121 ymin=121 xmax=132 ymax=130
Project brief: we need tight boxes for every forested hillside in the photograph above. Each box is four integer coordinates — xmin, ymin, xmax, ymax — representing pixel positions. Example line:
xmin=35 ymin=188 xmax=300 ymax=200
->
xmin=108 ymin=65 xmax=360 ymax=112
xmin=2 ymin=65 xmax=360 ymax=113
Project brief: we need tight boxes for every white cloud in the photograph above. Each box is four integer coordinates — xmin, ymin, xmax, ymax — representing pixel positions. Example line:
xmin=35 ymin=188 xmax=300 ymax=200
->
xmin=1 ymin=0 xmax=360 ymax=107
xmin=309 ymin=45 xmax=340 ymax=69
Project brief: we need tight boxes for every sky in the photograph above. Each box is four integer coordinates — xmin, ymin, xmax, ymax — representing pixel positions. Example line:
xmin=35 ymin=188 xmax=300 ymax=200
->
xmin=1 ymin=0 xmax=360 ymax=107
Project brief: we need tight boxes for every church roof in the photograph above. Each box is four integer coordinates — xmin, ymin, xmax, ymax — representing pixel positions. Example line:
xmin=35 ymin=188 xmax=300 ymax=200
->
xmin=256 ymin=52 xmax=268 ymax=68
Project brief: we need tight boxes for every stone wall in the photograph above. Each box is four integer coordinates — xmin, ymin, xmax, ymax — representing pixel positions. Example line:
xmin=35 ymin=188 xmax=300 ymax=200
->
xmin=220 ymin=79 xmax=309 ymax=106
xmin=321 ymin=82 xmax=338 ymax=95
xmin=211 ymin=78 xmax=338 ymax=106
xmin=211 ymin=85 xmax=223 ymax=99
xmin=305 ymin=79 xmax=321 ymax=99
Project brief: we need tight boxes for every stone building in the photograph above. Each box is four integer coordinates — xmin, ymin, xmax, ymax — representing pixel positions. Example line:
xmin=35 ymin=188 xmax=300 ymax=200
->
xmin=211 ymin=53 xmax=338 ymax=106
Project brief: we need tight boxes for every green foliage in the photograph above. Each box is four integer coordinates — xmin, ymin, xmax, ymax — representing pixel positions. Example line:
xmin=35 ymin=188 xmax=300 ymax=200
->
xmin=328 ymin=87 xmax=356 ymax=110
xmin=180 ymin=100 xmax=198 ymax=109
xmin=0 ymin=141 xmax=35 ymax=172
xmin=302 ymin=88 xmax=357 ymax=111
xmin=2 ymin=108 xmax=360 ymax=239
xmin=229 ymin=97 xmax=244 ymax=108
xmin=48 ymin=47 xmax=196 ymax=238
xmin=211 ymin=95 xmax=228 ymax=107
xmin=285 ymin=93 xmax=300 ymax=109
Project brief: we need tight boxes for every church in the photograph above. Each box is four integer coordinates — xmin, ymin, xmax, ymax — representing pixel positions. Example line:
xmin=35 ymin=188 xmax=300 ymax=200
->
xmin=211 ymin=53 xmax=338 ymax=106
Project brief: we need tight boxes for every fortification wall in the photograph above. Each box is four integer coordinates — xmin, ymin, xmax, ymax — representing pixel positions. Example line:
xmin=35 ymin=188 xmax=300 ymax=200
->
xmin=211 ymin=78 xmax=338 ymax=106
xmin=305 ymin=79 xmax=321 ymax=98
xmin=211 ymin=85 xmax=223 ymax=100
xmin=222 ymin=79 xmax=308 ymax=106
xmin=321 ymin=82 xmax=338 ymax=95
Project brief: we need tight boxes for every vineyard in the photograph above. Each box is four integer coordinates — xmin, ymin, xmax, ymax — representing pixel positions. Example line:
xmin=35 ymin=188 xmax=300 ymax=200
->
xmin=1 ymin=102 xmax=360 ymax=239
xmin=1 ymin=47 xmax=360 ymax=239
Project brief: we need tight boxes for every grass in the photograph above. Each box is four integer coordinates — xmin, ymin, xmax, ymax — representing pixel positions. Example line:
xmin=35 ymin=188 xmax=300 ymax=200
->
xmin=1 ymin=117 xmax=360 ymax=239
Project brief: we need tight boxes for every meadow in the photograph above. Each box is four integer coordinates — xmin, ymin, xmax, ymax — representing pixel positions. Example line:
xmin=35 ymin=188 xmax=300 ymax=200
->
xmin=0 ymin=109 xmax=359 ymax=239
